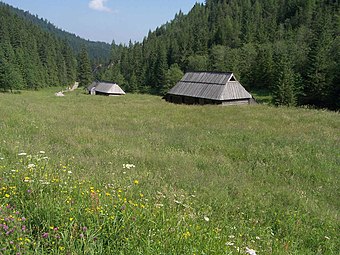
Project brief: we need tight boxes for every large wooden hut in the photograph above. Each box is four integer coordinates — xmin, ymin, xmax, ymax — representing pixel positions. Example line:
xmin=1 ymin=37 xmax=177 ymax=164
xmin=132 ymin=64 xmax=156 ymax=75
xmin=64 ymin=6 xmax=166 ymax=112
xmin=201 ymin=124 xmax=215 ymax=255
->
xmin=165 ymin=72 xmax=255 ymax=105
xmin=87 ymin=82 xmax=125 ymax=96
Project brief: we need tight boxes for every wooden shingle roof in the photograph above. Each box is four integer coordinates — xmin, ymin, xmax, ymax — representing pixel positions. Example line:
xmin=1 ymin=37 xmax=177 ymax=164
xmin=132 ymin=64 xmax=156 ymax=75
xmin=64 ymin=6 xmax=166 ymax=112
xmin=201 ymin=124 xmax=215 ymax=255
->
xmin=87 ymin=82 xmax=125 ymax=95
xmin=95 ymin=82 xmax=125 ymax=95
xmin=167 ymin=72 xmax=252 ymax=101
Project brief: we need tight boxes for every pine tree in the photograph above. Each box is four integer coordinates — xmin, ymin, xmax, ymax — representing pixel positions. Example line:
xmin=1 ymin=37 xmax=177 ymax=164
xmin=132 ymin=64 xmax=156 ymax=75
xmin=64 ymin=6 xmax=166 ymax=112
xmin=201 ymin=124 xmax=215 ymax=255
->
xmin=61 ymin=40 xmax=77 ymax=86
xmin=272 ymin=54 xmax=299 ymax=106
xmin=187 ymin=54 xmax=208 ymax=71
xmin=128 ymin=72 xmax=139 ymax=93
xmin=209 ymin=45 xmax=226 ymax=72
xmin=0 ymin=58 xmax=24 ymax=92
xmin=161 ymin=64 xmax=184 ymax=95
xmin=153 ymin=42 xmax=168 ymax=93
xmin=77 ymin=46 xmax=93 ymax=87
xmin=304 ymin=9 xmax=334 ymax=107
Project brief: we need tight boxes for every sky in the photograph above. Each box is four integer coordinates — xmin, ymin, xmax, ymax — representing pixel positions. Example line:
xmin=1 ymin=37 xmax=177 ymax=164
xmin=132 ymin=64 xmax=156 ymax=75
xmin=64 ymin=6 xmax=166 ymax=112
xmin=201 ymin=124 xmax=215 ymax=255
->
xmin=1 ymin=0 xmax=205 ymax=44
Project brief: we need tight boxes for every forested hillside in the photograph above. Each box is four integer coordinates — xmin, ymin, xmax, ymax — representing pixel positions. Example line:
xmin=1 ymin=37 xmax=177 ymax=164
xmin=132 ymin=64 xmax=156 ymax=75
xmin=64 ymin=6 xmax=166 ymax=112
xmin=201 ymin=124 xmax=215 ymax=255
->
xmin=0 ymin=3 xmax=100 ymax=90
xmin=0 ymin=0 xmax=338 ymax=109
xmin=0 ymin=2 xmax=111 ymax=61
xmin=101 ymin=0 xmax=339 ymax=109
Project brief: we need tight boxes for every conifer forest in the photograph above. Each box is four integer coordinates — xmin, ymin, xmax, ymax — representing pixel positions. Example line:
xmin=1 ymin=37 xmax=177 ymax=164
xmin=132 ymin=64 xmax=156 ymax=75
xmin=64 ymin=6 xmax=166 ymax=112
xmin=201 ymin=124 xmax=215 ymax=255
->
xmin=0 ymin=0 xmax=339 ymax=110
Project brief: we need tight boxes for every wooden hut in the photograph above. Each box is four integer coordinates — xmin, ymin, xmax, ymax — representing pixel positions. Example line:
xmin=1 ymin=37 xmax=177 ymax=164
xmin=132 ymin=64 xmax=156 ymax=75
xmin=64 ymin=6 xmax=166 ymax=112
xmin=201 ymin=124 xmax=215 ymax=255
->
xmin=165 ymin=72 xmax=256 ymax=105
xmin=87 ymin=82 xmax=125 ymax=96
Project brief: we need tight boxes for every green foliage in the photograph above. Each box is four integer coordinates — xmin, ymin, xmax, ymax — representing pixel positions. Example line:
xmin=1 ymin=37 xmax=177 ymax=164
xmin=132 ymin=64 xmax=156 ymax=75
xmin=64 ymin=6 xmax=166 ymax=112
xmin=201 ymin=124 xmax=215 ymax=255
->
xmin=128 ymin=72 xmax=139 ymax=93
xmin=0 ymin=58 xmax=24 ymax=91
xmin=186 ymin=54 xmax=208 ymax=71
xmin=1 ymin=0 xmax=339 ymax=109
xmin=101 ymin=64 xmax=127 ymax=90
xmin=272 ymin=54 xmax=300 ymax=106
xmin=103 ymin=0 xmax=339 ymax=109
xmin=77 ymin=47 xmax=93 ymax=87
xmin=0 ymin=4 xmax=79 ymax=90
xmin=0 ymin=2 xmax=111 ymax=61
xmin=209 ymin=45 xmax=227 ymax=72
xmin=161 ymin=64 xmax=184 ymax=95
xmin=0 ymin=90 xmax=339 ymax=254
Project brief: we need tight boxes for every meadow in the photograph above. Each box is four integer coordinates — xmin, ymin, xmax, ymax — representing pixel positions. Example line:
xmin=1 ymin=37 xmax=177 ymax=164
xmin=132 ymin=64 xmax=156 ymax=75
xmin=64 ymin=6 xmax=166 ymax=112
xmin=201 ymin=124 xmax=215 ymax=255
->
xmin=0 ymin=89 xmax=339 ymax=254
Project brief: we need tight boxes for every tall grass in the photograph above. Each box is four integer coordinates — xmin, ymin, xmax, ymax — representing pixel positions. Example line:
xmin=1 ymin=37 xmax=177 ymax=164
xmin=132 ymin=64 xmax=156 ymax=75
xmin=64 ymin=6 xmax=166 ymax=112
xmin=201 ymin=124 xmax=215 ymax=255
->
xmin=0 ymin=89 xmax=339 ymax=254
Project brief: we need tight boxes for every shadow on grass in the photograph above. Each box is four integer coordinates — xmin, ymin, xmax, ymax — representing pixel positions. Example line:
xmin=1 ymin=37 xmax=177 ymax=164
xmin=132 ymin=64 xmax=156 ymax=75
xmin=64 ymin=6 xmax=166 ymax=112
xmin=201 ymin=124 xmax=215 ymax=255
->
xmin=0 ymin=90 xmax=22 ymax=94
xmin=251 ymin=89 xmax=272 ymax=105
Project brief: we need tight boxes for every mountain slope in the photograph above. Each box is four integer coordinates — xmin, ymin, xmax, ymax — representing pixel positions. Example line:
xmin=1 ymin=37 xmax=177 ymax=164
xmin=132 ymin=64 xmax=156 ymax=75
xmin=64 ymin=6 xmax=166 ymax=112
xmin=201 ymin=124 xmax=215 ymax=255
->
xmin=102 ymin=0 xmax=339 ymax=109
xmin=0 ymin=2 xmax=111 ymax=61
xmin=0 ymin=3 xmax=79 ymax=90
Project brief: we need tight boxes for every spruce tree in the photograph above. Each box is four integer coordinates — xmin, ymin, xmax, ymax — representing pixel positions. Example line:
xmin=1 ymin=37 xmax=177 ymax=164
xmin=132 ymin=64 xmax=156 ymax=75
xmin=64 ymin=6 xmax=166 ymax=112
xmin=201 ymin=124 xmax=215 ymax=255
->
xmin=272 ymin=54 xmax=299 ymax=107
xmin=77 ymin=46 xmax=93 ymax=87
xmin=128 ymin=72 xmax=139 ymax=93
xmin=161 ymin=64 xmax=184 ymax=95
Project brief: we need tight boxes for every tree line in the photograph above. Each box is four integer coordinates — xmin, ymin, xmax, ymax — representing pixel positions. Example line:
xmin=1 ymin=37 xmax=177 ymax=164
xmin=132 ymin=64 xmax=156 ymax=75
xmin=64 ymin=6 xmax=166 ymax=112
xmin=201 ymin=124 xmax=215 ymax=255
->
xmin=0 ymin=3 xmax=95 ymax=91
xmin=1 ymin=0 xmax=339 ymax=109
xmin=99 ymin=0 xmax=339 ymax=109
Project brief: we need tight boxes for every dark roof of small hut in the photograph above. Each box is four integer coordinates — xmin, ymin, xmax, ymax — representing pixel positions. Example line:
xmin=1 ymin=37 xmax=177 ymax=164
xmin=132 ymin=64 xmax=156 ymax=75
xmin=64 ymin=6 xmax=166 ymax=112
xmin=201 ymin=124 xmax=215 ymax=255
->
xmin=167 ymin=72 xmax=252 ymax=101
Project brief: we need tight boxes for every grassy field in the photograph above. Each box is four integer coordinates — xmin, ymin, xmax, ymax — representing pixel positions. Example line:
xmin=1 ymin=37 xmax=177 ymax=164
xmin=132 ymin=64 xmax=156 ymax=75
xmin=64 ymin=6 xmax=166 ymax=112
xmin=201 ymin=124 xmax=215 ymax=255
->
xmin=0 ymin=88 xmax=339 ymax=254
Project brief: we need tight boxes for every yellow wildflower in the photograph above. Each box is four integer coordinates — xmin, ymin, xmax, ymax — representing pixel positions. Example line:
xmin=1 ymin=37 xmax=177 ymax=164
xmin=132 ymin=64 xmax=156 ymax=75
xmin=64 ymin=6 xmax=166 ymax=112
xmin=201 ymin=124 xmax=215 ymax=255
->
xmin=183 ymin=231 xmax=191 ymax=239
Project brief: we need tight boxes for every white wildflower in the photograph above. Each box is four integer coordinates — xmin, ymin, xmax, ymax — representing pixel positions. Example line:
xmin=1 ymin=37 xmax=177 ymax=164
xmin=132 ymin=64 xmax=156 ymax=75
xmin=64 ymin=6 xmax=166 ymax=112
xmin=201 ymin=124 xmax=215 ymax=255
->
xmin=255 ymin=236 xmax=260 ymax=240
xmin=245 ymin=247 xmax=257 ymax=255
xmin=0 ymin=157 xmax=4 ymax=160
xmin=204 ymin=216 xmax=210 ymax=222
xmin=225 ymin=242 xmax=234 ymax=246
xmin=27 ymin=164 xmax=35 ymax=169
xmin=67 ymin=171 xmax=72 ymax=174
xmin=228 ymin=235 xmax=235 ymax=239
xmin=39 ymin=151 xmax=45 ymax=154
xmin=18 ymin=152 xmax=27 ymax=156
xmin=123 ymin=163 xmax=135 ymax=169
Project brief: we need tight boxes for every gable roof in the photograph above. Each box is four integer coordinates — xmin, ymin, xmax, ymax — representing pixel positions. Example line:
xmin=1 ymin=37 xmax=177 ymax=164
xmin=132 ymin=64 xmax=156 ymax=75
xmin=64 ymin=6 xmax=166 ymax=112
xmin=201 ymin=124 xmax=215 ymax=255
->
xmin=88 ymin=82 xmax=125 ymax=95
xmin=167 ymin=72 xmax=252 ymax=101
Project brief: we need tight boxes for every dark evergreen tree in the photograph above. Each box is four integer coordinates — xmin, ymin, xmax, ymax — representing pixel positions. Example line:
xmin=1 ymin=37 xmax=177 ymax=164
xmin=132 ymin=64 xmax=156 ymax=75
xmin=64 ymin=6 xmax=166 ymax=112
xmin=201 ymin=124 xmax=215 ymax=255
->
xmin=304 ymin=8 xmax=335 ymax=107
xmin=161 ymin=64 xmax=184 ymax=95
xmin=128 ymin=72 xmax=139 ymax=93
xmin=209 ymin=45 xmax=226 ymax=72
xmin=153 ymin=42 xmax=168 ymax=93
xmin=272 ymin=54 xmax=300 ymax=107
xmin=77 ymin=47 xmax=93 ymax=87
xmin=186 ymin=54 xmax=208 ymax=71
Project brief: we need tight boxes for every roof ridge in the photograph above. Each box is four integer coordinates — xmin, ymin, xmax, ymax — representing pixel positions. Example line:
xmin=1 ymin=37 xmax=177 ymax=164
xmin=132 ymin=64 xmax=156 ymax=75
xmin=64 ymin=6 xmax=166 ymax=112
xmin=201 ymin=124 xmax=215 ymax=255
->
xmin=180 ymin=80 xmax=225 ymax=86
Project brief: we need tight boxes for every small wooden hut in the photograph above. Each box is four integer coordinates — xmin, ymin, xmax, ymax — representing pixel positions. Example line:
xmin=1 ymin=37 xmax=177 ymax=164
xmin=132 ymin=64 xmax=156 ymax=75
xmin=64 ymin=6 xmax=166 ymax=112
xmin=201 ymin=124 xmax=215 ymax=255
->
xmin=164 ymin=72 xmax=255 ymax=105
xmin=87 ymin=82 xmax=125 ymax=96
